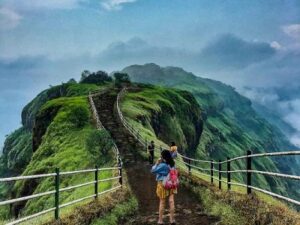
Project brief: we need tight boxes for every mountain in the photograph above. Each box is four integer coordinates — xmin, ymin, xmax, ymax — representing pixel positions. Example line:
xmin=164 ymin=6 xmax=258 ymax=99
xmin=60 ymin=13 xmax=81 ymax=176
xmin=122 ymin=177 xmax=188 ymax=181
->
xmin=1 ymin=65 xmax=299 ymax=221
xmin=0 ymin=79 xmax=204 ymax=220
xmin=122 ymin=63 xmax=299 ymax=197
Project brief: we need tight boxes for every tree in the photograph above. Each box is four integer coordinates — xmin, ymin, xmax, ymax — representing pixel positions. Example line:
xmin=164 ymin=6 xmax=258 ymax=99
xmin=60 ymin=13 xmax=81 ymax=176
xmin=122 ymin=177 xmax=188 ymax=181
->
xmin=80 ymin=70 xmax=112 ymax=84
xmin=113 ymin=72 xmax=131 ymax=87
xmin=67 ymin=78 xmax=77 ymax=84
xmin=80 ymin=70 xmax=91 ymax=82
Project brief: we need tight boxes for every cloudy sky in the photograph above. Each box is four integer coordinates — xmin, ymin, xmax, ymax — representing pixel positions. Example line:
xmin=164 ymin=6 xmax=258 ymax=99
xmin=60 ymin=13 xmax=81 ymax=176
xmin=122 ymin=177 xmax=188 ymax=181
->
xmin=0 ymin=0 xmax=300 ymax=148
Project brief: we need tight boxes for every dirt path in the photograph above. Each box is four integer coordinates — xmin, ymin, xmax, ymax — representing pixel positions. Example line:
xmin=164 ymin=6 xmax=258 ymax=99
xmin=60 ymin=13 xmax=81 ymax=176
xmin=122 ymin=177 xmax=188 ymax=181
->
xmin=93 ymin=89 xmax=220 ymax=225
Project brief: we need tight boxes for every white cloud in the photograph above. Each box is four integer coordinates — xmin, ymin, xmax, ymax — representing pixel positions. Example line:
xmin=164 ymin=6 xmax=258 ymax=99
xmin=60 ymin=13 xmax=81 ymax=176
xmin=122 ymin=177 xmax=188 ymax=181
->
xmin=270 ymin=41 xmax=282 ymax=50
xmin=282 ymin=24 xmax=300 ymax=40
xmin=101 ymin=0 xmax=137 ymax=11
xmin=0 ymin=7 xmax=22 ymax=30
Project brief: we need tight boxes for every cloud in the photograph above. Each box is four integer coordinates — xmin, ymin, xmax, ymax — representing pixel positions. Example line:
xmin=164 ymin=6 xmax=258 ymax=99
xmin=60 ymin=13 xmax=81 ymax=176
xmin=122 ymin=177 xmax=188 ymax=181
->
xmin=241 ymin=85 xmax=300 ymax=147
xmin=0 ymin=7 xmax=21 ymax=30
xmin=97 ymin=34 xmax=278 ymax=73
xmin=0 ymin=55 xmax=47 ymax=70
xmin=97 ymin=37 xmax=193 ymax=70
xmin=282 ymin=24 xmax=300 ymax=40
xmin=270 ymin=41 xmax=282 ymax=50
xmin=198 ymin=34 xmax=276 ymax=70
xmin=101 ymin=0 xmax=138 ymax=10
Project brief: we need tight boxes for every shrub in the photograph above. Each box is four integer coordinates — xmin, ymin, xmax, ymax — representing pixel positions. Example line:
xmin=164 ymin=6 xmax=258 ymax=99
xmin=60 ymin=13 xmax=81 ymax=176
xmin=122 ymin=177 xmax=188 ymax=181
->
xmin=86 ymin=130 xmax=114 ymax=165
xmin=80 ymin=71 xmax=112 ymax=84
xmin=113 ymin=72 xmax=131 ymax=88
xmin=68 ymin=106 xmax=89 ymax=128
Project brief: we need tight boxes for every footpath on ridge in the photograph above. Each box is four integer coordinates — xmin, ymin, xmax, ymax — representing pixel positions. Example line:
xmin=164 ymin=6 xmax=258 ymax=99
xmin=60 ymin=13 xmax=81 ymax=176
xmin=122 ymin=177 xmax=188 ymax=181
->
xmin=93 ymin=89 xmax=220 ymax=225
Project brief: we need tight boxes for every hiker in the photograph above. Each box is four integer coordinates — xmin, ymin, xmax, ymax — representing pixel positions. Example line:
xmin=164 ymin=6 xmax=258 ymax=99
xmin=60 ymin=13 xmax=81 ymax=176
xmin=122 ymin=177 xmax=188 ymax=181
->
xmin=148 ymin=140 xmax=155 ymax=165
xmin=170 ymin=142 xmax=178 ymax=158
xmin=151 ymin=150 xmax=178 ymax=225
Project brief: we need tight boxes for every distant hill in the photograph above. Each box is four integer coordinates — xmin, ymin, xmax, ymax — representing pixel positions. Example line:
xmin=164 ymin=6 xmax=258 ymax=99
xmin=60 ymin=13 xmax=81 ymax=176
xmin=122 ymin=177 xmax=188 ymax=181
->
xmin=123 ymin=63 xmax=300 ymax=198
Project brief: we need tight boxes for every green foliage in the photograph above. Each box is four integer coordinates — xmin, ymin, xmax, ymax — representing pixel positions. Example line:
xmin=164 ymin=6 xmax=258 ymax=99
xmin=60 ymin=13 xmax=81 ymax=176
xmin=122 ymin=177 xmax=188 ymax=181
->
xmin=22 ymin=82 xmax=105 ymax=130
xmin=91 ymin=197 xmax=138 ymax=225
xmin=0 ymin=96 xmax=116 ymax=219
xmin=67 ymin=78 xmax=77 ymax=84
xmin=67 ymin=104 xmax=89 ymax=128
xmin=121 ymin=85 xmax=202 ymax=154
xmin=80 ymin=70 xmax=91 ymax=81
xmin=80 ymin=70 xmax=112 ymax=84
xmin=86 ymin=130 xmax=114 ymax=165
xmin=113 ymin=72 xmax=131 ymax=88
xmin=0 ymin=127 xmax=32 ymax=176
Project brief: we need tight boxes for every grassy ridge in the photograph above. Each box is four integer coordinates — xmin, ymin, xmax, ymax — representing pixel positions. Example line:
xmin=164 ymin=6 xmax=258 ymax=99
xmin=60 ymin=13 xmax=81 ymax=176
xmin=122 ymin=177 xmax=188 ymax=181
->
xmin=121 ymin=84 xmax=202 ymax=153
xmin=10 ymin=96 xmax=116 ymax=217
xmin=118 ymin=85 xmax=300 ymax=224
xmin=122 ymin=63 xmax=299 ymax=198
xmin=0 ymin=82 xmax=117 ymax=222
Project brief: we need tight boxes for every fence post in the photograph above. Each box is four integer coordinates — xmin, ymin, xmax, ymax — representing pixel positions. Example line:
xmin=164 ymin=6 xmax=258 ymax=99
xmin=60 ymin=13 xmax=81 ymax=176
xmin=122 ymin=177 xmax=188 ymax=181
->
xmin=227 ymin=157 xmax=231 ymax=191
xmin=119 ymin=159 xmax=123 ymax=187
xmin=55 ymin=168 xmax=60 ymax=220
xmin=188 ymin=159 xmax=191 ymax=175
xmin=218 ymin=160 xmax=221 ymax=190
xmin=247 ymin=150 xmax=252 ymax=194
xmin=210 ymin=160 xmax=213 ymax=184
xmin=95 ymin=166 xmax=98 ymax=199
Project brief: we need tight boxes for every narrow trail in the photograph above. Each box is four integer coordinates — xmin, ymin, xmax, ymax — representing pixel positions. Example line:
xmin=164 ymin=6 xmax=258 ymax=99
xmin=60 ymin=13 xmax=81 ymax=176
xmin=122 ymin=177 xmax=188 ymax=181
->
xmin=93 ymin=89 xmax=220 ymax=225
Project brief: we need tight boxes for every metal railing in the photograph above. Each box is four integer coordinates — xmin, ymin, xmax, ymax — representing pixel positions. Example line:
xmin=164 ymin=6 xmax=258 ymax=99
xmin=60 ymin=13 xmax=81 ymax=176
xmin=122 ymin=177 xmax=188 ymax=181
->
xmin=0 ymin=166 xmax=123 ymax=225
xmin=116 ymin=87 xmax=300 ymax=208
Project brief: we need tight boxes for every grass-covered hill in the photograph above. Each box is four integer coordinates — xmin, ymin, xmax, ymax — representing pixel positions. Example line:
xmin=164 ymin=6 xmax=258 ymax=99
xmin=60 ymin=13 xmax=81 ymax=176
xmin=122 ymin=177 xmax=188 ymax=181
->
xmin=0 ymin=81 xmax=115 ymax=221
xmin=121 ymin=84 xmax=203 ymax=154
xmin=0 ymin=76 xmax=205 ymax=222
xmin=122 ymin=63 xmax=300 ymax=198
xmin=0 ymin=82 xmax=104 ymax=179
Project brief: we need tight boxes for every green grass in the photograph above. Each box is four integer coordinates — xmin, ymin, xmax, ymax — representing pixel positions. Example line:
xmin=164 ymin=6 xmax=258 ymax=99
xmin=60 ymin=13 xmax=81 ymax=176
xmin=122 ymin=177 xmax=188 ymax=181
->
xmin=118 ymin=85 xmax=299 ymax=223
xmin=91 ymin=196 xmax=138 ymax=225
xmin=175 ymin=159 xmax=288 ymax=209
xmin=121 ymin=85 xmax=202 ymax=153
xmin=184 ymin=180 xmax=247 ymax=225
xmin=0 ymin=95 xmax=118 ymax=223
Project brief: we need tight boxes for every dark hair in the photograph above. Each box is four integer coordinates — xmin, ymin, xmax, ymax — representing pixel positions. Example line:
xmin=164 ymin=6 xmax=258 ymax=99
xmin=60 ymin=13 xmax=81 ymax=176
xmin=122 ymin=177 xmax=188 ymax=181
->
xmin=171 ymin=142 xmax=176 ymax=146
xmin=161 ymin=150 xmax=175 ymax=167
